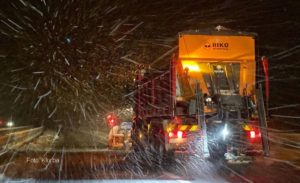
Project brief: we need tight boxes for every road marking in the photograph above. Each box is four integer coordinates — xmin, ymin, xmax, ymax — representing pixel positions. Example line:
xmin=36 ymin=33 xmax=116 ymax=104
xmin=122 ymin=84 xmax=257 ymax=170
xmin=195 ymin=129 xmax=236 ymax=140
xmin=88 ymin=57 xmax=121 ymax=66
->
xmin=221 ymin=163 xmax=253 ymax=183
xmin=271 ymin=114 xmax=300 ymax=119
xmin=268 ymin=136 xmax=300 ymax=149
xmin=264 ymin=157 xmax=300 ymax=170
xmin=0 ymin=125 xmax=32 ymax=132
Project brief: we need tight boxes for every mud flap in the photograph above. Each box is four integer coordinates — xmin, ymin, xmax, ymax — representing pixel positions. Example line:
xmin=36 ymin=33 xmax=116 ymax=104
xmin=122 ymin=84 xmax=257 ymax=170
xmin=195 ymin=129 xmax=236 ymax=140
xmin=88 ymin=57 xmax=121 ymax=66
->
xmin=195 ymin=81 xmax=210 ymax=157
xmin=257 ymin=84 xmax=270 ymax=156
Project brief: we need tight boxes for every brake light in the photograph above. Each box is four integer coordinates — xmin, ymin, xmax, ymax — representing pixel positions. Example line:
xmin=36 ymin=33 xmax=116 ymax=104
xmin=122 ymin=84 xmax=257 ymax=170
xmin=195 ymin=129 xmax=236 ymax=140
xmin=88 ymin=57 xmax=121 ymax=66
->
xmin=244 ymin=124 xmax=260 ymax=139
xmin=168 ymin=130 xmax=186 ymax=139
xmin=106 ymin=113 xmax=117 ymax=127
xmin=177 ymin=131 xmax=183 ymax=139
xmin=250 ymin=130 xmax=256 ymax=139
xmin=168 ymin=132 xmax=174 ymax=138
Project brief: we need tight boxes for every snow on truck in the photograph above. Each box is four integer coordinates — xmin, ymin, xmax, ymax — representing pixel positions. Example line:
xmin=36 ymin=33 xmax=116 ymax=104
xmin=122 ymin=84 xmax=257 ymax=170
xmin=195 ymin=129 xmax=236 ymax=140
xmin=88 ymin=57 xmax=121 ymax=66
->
xmin=132 ymin=26 xmax=269 ymax=163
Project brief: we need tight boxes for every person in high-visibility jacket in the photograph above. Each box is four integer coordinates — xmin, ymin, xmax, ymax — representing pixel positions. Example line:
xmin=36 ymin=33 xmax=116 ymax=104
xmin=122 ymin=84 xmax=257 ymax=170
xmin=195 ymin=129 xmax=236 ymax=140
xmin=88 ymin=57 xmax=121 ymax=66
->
xmin=108 ymin=124 xmax=120 ymax=147
xmin=108 ymin=121 xmax=126 ymax=149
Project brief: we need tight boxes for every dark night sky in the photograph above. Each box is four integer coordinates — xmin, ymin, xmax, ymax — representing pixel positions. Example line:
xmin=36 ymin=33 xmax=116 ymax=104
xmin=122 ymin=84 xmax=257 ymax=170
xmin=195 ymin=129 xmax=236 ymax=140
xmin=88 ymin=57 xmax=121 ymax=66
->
xmin=0 ymin=0 xmax=299 ymax=127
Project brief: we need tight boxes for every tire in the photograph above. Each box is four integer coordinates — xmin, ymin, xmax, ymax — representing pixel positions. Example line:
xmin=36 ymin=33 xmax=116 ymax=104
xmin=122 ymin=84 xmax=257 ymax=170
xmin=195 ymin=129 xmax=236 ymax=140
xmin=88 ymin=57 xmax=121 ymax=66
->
xmin=208 ymin=140 xmax=227 ymax=161
xmin=164 ymin=150 xmax=175 ymax=165
xmin=149 ymin=124 xmax=167 ymax=168
xmin=132 ymin=129 xmax=143 ymax=153
xmin=157 ymin=142 xmax=165 ymax=166
xmin=207 ymin=124 xmax=227 ymax=161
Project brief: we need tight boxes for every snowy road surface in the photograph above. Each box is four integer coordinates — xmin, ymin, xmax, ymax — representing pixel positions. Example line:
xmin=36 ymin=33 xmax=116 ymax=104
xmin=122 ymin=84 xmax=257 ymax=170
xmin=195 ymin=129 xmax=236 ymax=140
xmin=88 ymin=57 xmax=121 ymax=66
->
xmin=0 ymin=127 xmax=299 ymax=182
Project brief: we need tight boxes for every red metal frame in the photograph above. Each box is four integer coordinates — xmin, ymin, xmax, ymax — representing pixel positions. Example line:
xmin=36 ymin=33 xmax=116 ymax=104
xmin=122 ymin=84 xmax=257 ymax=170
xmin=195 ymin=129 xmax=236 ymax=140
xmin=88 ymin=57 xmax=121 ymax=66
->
xmin=135 ymin=58 xmax=177 ymax=119
xmin=261 ymin=56 xmax=269 ymax=109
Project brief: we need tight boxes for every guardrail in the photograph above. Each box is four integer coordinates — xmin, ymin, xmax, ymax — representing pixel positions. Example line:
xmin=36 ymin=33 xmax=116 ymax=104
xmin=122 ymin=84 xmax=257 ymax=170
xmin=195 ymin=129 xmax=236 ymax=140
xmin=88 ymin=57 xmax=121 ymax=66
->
xmin=0 ymin=125 xmax=33 ymax=135
xmin=0 ymin=126 xmax=44 ymax=150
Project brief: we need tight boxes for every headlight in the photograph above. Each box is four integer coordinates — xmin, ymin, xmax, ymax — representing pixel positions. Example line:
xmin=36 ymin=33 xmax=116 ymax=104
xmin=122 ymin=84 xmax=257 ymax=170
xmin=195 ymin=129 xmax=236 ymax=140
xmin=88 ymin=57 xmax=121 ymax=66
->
xmin=7 ymin=121 xmax=14 ymax=127
xmin=221 ymin=123 xmax=229 ymax=140
xmin=205 ymin=97 xmax=212 ymax=102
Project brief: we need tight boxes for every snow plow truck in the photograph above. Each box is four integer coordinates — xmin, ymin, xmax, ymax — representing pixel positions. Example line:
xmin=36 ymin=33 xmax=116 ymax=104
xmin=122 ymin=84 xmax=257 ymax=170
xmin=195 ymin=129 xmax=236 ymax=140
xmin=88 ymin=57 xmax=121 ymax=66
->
xmin=132 ymin=26 xmax=269 ymax=163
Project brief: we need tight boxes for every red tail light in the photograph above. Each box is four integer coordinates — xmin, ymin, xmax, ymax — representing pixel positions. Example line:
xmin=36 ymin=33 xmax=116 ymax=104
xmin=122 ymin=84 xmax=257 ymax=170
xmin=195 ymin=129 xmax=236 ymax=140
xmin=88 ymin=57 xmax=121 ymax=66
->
xmin=106 ymin=113 xmax=117 ymax=127
xmin=177 ymin=131 xmax=183 ymax=139
xmin=168 ymin=130 xmax=186 ymax=139
xmin=250 ymin=130 xmax=256 ymax=139
xmin=168 ymin=132 xmax=174 ymax=138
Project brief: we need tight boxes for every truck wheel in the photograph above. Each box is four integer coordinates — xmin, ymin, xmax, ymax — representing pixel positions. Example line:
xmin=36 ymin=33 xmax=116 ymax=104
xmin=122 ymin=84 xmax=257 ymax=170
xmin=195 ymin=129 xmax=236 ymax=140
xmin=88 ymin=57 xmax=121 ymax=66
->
xmin=146 ymin=137 xmax=161 ymax=169
xmin=206 ymin=122 xmax=228 ymax=161
xmin=163 ymin=150 xmax=176 ymax=167
xmin=208 ymin=140 xmax=227 ymax=161
xmin=207 ymin=127 xmax=227 ymax=161
xmin=151 ymin=136 xmax=164 ymax=167
xmin=157 ymin=142 xmax=165 ymax=166
xmin=149 ymin=126 xmax=166 ymax=168
xmin=132 ymin=130 xmax=142 ymax=152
